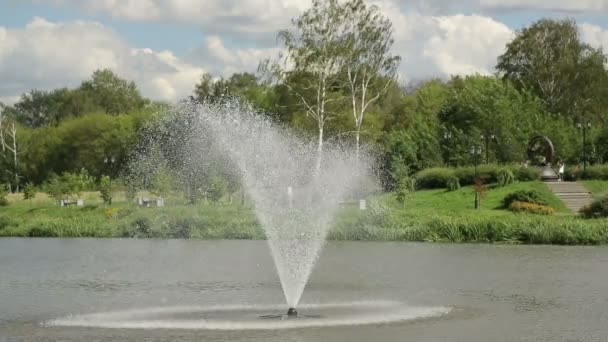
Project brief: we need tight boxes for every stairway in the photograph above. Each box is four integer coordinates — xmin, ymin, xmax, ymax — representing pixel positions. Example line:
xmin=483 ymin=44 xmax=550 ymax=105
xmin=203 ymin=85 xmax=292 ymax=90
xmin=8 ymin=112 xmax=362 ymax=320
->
xmin=545 ymin=181 xmax=594 ymax=213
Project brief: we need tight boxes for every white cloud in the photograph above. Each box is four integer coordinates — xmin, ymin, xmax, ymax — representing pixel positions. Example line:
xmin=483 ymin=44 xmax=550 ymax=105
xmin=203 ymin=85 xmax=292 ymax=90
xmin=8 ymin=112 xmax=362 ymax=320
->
xmin=369 ymin=1 xmax=515 ymax=82
xmin=580 ymin=23 xmax=608 ymax=51
xmin=191 ymin=35 xmax=282 ymax=76
xmin=33 ymin=0 xmax=310 ymax=34
xmin=3 ymin=2 xmax=608 ymax=104
xmin=0 ymin=17 xmax=207 ymax=103
xmin=478 ymin=0 xmax=608 ymax=12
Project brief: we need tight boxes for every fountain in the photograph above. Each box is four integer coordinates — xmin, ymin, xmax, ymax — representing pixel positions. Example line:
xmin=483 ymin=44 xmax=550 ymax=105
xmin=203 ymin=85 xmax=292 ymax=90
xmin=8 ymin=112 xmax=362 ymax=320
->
xmin=46 ymin=99 xmax=451 ymax=330
xmin=180 ymin=99 xmax=373 ymax=311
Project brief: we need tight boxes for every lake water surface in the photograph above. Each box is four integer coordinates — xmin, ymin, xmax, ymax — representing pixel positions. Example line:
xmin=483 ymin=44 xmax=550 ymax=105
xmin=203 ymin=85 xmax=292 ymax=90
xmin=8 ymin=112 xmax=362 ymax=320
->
xmin=1 ymin=238 xmax=607 ymax=341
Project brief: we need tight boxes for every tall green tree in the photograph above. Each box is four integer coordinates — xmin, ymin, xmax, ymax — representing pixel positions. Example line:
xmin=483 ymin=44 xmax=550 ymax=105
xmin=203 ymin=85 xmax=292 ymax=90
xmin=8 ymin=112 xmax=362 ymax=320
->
xmin=496 ymin=18 xmax=608 ymax=120
xmin=80 ymin=69 xmax=147 ymax=115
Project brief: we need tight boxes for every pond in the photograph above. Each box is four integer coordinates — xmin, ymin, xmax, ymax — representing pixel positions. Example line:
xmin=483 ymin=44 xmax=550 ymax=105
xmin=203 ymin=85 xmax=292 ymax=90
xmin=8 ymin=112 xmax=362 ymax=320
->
xmin=1 ymin=238 xmax=607 ymax=341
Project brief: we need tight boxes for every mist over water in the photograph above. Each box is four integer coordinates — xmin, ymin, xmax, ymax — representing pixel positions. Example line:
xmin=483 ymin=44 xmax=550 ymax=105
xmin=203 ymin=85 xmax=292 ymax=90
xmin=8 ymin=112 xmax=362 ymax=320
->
xmin=131 ymin=99 xmax=375 ymax=308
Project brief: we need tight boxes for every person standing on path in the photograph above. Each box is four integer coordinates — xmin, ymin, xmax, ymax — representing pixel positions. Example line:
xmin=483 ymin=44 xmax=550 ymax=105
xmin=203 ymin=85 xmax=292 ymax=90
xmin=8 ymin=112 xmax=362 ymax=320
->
xmin=558 ymin=162 xmax=565 ymax=181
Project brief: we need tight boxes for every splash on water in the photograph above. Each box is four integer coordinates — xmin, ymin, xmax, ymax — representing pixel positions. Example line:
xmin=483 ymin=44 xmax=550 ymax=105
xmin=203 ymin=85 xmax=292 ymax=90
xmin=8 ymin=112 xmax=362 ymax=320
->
xmin=45 ymin=301 xmax=451 ymax=330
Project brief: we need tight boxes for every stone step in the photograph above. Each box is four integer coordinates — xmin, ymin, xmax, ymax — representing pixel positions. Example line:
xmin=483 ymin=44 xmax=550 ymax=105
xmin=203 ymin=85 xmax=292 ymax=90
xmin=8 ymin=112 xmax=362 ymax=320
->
xmin=544 ymin=181 xmax=594 ymax=214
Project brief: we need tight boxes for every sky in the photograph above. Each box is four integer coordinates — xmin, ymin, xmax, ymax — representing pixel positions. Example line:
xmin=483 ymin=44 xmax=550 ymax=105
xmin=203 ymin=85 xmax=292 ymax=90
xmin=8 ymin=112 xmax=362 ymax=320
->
xmin=0 ymin=0 xmax=607 ymax=105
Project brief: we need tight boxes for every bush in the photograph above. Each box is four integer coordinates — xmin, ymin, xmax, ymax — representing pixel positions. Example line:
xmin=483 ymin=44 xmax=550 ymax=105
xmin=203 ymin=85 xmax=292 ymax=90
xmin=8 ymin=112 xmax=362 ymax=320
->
xmin=496 ymin=168 xmax=515 ymax=187
xmin=0 ymin=184 xmax=8 ymax=206
xmin=23 ymin=182 xmax=37 ymax=200
xmin=446 ymin=177 xmax=460 ymax=191
xmin=580 ymin=195 xmax=608 ymax=218
xmin=454 ymin=164 xmax=501 ymax=186
xmin=502 ymin=190 xmax=550 ymax=208
xmin=509 ymin=201 xmax=555 ymax=215
xmin=99 ymin=175 xmax=113 ymax=204
xmin=207 ymin=176 xmax=227 ymax=202
xmin=168 ymin=218 xmax=195 ymax=239
xmin=567 ymin=164 xmax=608 ymax=181
xmin=414 ymin=168 xmax=455 ymax=189
xmin=515 ymin=167 xmax=540 ymax=181
xmin=395 ymin=175 xmax=416 ymax=203
xmin=124 ymin=217 xmax=154 ymax=238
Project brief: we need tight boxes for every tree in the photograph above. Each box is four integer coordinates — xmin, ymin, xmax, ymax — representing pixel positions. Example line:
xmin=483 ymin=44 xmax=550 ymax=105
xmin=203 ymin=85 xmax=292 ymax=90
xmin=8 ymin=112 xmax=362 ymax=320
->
xmin=342 ymin=0 xmax=400 ymax=159
xmin=271 ymin=0 xmax=349 ymax=170
xmin=80 ymin=69 xmax=146 ymax=115
xmin=0 ymin=110 xmax=20 ymax=192
xmin=23 ymin=182 xmax=37 ymax=200
xmin=496 ymin=18 xmax=608 ymax=120
xmin=99 ymin=175 xmax=113 ymax=205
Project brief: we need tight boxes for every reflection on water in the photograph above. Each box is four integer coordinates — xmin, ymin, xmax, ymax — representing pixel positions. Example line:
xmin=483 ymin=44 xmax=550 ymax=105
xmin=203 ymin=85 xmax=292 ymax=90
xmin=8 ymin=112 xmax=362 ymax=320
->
xmin=1 ymin=238 xmax=608 ymax=341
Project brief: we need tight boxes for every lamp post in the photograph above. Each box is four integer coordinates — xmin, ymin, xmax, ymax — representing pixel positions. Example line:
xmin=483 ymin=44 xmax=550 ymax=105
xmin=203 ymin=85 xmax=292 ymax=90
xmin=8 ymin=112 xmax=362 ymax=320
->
xmin=481 ymin=133 xmax=496 ymax=164
xmin=470 ymin=145 xmax=482 ymax=209
xmin=104 ymin=156 xmax=116 ymax=176
xmin=577 ymin=121 xmax=591 ymax=173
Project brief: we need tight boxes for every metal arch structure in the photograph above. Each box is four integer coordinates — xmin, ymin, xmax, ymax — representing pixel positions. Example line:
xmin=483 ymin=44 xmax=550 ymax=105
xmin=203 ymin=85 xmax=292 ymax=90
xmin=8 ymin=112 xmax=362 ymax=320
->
xmin=527 ymin=135 xmax=555 ymax=166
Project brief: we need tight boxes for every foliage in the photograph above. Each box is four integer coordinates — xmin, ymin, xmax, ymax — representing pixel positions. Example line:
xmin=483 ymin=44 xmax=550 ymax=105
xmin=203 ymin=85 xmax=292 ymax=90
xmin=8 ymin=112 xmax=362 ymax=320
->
xmin=23 ymin=182 xmax=37 ymax=200
xmin=0 ymin=184 xmax=8 ymax=206
xmin=207 ymin=176 xmax=227 ymax=202
xmin=509 ymin=201 xmax=555 ymax=215
xmin=496 ymin=168 xmax=515 ymax=187
xmin=99 ymin=175 xmax=113 ymax=205
xmin=502 ymin=190 xmax=550 ymax=208
xmin=497 ymin=18 xmax=608 ymax=119
xmin=150 ymin=168 xmax=172 ymax=197
xmin=44 ymin=169 xmax=94 ymax=201
xmin=414 ymin=168 xmax=455 ymax=189
xmin=579 ymin=195 xmax=608 ymax=219
xmin=446 ymin=177 xmax=460 ymax=192
xmin=515 ymin=166 xmax=540 ymax=181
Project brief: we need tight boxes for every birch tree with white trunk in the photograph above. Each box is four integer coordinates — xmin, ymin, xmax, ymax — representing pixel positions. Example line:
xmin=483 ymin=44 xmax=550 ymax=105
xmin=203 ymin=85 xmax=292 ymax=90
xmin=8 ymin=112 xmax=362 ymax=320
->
xmin=341 ymin=0 xmax=400 ymax=160
xmin=0 ymin=109 xmax=19 ymax=192
xmin=272 ymin=0 xmax=348 ymax=171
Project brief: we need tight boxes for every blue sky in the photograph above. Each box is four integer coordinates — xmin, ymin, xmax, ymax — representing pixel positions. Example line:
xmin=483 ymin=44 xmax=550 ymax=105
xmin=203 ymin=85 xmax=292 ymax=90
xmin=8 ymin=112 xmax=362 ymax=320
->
xmin=0 ymin=0 xmax=607 ymax=104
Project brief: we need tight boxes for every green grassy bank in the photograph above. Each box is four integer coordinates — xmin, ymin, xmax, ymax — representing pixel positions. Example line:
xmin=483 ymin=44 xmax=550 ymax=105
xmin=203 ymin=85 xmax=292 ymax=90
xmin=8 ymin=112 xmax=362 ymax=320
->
xmin=1 ymin=181 xmax=607 ymax=245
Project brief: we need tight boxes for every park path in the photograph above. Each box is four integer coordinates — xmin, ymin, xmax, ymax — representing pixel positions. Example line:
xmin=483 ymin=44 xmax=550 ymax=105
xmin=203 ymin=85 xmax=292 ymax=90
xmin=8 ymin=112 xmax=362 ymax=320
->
xmin=545 ymin=181 xmax=593 ymax=213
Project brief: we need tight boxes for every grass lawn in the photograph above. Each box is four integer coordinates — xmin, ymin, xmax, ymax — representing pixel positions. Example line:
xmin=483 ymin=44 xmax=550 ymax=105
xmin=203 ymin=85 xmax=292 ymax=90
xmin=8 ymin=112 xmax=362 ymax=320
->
xmin=381 ymin=180 xmax=570 ymax=215
xmin=2 ymin=181 xmax=607 ymax=244
xmin=580 ymin=181 xmax=608 ymax=198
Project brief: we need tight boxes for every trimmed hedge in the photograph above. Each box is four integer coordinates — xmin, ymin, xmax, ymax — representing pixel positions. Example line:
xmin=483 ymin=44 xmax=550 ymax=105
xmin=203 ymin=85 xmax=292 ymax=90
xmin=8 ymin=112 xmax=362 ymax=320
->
xmin=565 ymin=164 xmax=608 ymax=181
xmin=502 ymin=190 xmax=550 ymax=208
xmin=413 ymin=164 xmax=533 ymax=190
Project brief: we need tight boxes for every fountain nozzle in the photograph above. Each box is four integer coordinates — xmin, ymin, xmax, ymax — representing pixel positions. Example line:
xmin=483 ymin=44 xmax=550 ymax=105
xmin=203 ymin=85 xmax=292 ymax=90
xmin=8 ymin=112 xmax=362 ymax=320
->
xmin=287 ymin=307 xmax=298 ymax=317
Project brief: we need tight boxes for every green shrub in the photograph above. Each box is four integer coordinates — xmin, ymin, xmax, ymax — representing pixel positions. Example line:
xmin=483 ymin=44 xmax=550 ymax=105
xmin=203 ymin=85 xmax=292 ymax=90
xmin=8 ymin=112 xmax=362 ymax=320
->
xmin=509 ymin=201 xmax=555 ymax=215
xmin=454 ymin=164 xmax=501 ymax=185
xmin=580 ymin=195 xmax=608 ymax=218
xmin=168 ymin=218 xmax=195 ymax=239
xmin=446 ymin=177 xmax=460 ymax=191
xmin=502 ymin=190 xmax=550 ymax=208
xmin=395 ymin=175 xmax=416 ymax=203
xmin=515 ymin=167 xmax=539 ymax=181
xmin=0 ymin=184 xmax=9 ymax=206
xmin=567 ymin=164 xmax=608 ymax=181
xmin=207 ymin=176 xmax=227 ymax=202
xmin=496 ymin=168 xmax=515 ymax=187
xmin=99 ymin=175 xmax=113 ymax=205
xmin=23 ymin=182 xmax=37 ymax=200
xmin=124 ymin=217 xmax=154 ymax=238
xmin=414 ymin=168 xmax=455 ymax=189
